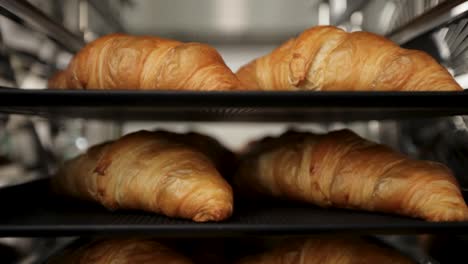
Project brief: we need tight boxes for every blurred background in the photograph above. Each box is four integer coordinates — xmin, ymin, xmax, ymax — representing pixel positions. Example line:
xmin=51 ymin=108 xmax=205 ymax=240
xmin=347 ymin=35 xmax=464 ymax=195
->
xmin=1 ymin=0 xmax=464 ymax=149
xmin=0 ymin=0 xmax=467 ymax=263
xmin=1 ymin=0 xmax=461 ymax=89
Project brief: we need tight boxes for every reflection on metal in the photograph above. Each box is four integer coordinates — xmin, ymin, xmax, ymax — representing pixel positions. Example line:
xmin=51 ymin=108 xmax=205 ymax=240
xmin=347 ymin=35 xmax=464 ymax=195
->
xmin=379 ymin=1 xmax=397 ymax=34
xmin=215 ymin=0 xmax=248 ymax=34
xmin=433 ymin=17 xmax=468 ymax=87
xmin=87 ymin=0 xmax=125 ymax=32
xmin=330 ymin=0 xmax=367 ymax=26
xmin=0 ymin=0 xmax=85 ymax=53
xmin=79 ymin=0 xmax=89 ymax=34
xmin=119 ymin=0 xmax=319 ymax=43
xmin=388 ymin=0 xmax=468 ymax=45
xmin=318 ymin=2 xmax=330 ymax=25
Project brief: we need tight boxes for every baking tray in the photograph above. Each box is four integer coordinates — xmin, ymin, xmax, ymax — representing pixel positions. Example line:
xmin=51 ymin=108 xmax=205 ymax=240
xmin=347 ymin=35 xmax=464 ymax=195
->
xmin=1 ymin=180 xmax=468 ymax=237
xmin=0 ymin=88 xmax=467 ymax=122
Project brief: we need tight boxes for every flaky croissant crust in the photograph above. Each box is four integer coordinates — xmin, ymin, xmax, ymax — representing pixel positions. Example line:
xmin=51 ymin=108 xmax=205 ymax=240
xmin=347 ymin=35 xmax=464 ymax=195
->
xmin=51 ymin=130 xmax=234 ymax=222
xmin=237 ymin=237 xmax=415 ymax=264
xmin=235 ymin=130 xmax=468 ymax=222
xmin=237 ymin=26 xmax=462 ymax=91
xmin=48 ymin=238 xmax=193 ymax=264
xmin=49 ymin=34 xmax=240 ymax=90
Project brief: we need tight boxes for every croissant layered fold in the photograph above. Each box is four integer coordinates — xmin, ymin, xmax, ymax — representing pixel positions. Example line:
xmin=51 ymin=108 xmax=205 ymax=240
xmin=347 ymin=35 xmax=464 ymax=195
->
xmin=236 ymin=237 xmax=415 ymax=264
xmin=48 ymin=34 xmax=240 ymax=90
xmin=47 ymin=238 xmax=193 ymax=264
xmin=235 ymin=130 xmax=468 ymax=222
xmin=236 ymin=26 xmax=462 ymax=91
xmin=51 ymin=131 xmax=234 ymax=222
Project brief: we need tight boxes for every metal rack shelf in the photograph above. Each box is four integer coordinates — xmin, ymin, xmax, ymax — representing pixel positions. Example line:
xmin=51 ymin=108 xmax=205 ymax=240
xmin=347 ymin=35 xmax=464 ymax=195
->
xmin=0 ymin=89 xmax=466 ymax=122
xmin=0 ymin=180 xmax=467 ymax=237
xmin=0 ymin=0 xmax=85 ymax=53
xmin=388 ymin=0 xmax=468 ymax=45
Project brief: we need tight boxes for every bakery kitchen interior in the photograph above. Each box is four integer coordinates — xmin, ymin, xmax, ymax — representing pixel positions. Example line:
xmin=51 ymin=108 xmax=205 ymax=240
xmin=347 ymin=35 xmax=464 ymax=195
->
xmin=1 ymin=0 xmax=468 ymax=263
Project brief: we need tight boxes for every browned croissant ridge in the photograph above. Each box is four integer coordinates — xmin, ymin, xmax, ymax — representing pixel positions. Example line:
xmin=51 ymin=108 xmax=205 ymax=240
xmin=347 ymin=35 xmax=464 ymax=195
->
xmin=47 ymin=238 xmax=193 ymax=264
xmin=236 ymin=26 xmax=462 ymax=91
xmin=236 ymin=237 xmax=414 ymax=264
xmin=235 ymin=129 xmax=468 ymax=222
xmin=48 ymin=34 xmax=240 ymax=90
xmin=51 ymin=130 xmax=234 ymax=222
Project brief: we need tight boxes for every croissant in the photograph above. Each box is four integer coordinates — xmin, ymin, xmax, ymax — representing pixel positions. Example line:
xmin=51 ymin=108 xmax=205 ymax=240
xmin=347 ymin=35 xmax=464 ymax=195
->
xmin=49 ymin=71 xmax=68 ymax=89
xmin=236 ymin=237 xmax=414 ymax=264
xmin=47 ymin=238 xmax=193 ymax=264
xmin=48 ymin=34 xmax=240 ymax=90
xmin=235 ymin=129 xmax=468 ymax=222
xmin=236 ymin=26 xmax=462 ymax=91
xmin=51 ymin=130 xmax=234 ymax=222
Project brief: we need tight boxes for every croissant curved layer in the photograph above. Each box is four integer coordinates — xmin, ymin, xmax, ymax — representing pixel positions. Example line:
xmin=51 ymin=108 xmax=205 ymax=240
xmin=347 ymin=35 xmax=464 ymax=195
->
xmin=48 ymin=238 xmax=192 ymax=264
xmin=51 ymin=130 xmax=234 ymax=222
xmin=237 ymin=237 xmax=414 ymax=264
xmin=236 ymin=26 xmax=462 ymax=91
xmin=48 ymin=34 xmax=240 ymax=90
xmin=48 ymin=71 xmax=68 ymax=89
xmin=235 ymin=130 xmax=468 ymax=222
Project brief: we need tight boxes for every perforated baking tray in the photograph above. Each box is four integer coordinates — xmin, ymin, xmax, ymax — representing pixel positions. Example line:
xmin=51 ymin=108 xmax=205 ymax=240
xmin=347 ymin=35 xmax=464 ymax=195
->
xmin=0 ymin=88 xmax=467 ymax=122
xmin=1 ymin=180 xmax=468 ymax=237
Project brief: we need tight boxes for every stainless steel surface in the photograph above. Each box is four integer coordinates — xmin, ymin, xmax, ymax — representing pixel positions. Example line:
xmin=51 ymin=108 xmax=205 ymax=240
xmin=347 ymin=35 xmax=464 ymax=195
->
xmin=329 ymin=0 xmax=367 ymax=26
xmin=388 ymin=0 xmax=468 ymax=45
xmin=0 ymin=0 xmax=85 ymax=53
xmin=434 ymin=17 xmax=468 ymax=77
xmin=0 ymin=2 xmax=466 ymax=263
xmin=87 ymin=0 xmax=125 ymax=32
xmin=120 ymin=0 xmax=319 ymax=43
xmin=360 ymin=0 xmax=449 ymax=36
xmin=114 ymin=0 xmax=462 ymax=44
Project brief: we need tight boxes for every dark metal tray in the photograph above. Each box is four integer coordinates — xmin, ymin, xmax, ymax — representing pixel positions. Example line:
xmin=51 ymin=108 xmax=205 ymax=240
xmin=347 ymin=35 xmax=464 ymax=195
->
xmin=0 ymin=88 xmax=467 ymax=122
xmin=1 ymin=180 xmax=468 ymax=237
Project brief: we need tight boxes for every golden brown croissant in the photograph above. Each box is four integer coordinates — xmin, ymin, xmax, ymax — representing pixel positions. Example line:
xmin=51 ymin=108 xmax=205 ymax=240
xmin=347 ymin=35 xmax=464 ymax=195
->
xmin=236 ymin=26 xmax=462 ymax=91
xmin=235 ymin=130 xmax=468 ymax=222
xmin=48 ymin=34 xmax=240 ymax=90
xmin=236 ymin=237 xmax=414 ymax=264
xmin=49 ymin=71 xmax=68 ymax=90
xmin=51 ymin=130 xmax=234 ymax=222
xmin=48 ymin=238 xmax=193 ymax=264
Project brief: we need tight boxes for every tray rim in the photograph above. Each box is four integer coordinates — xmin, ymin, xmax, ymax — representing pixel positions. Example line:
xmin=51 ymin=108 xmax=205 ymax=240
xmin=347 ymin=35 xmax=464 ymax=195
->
xmin=0 ymin=88 xmax=467 ymax=108
xmin=1 ymin=180 xmax=468 ymax=238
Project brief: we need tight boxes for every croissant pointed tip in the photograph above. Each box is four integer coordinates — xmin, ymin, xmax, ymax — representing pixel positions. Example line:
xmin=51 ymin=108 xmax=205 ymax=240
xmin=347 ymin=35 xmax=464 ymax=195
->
xmin=423 ymin=206 xmax=468 ymax=222
xmin=192 ymin=203 xmax=233 ymax=222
